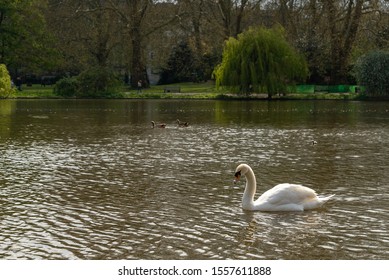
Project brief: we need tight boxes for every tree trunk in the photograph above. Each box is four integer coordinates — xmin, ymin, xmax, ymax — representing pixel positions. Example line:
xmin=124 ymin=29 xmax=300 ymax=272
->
xmin=325 ymin=0 xmax=364 ymax=84
xmin=338 ymin=0 xmax=363 ymax=81
xmin=130 ymin=26 xmax=148 ymax=88
xmin=217 ymin=0 xmax=233 ymax=38
xmin=127 ymin=0 xmax=150 ymax=88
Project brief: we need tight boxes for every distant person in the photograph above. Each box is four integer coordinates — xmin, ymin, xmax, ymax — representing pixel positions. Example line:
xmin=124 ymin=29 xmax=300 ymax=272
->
xmin=124 ymin=72 xmax=129 ymax=85
xmin=137 ymin=80 xmax=142 ymax=94
xmin=15 ymin=77 xmax=22 ymax=91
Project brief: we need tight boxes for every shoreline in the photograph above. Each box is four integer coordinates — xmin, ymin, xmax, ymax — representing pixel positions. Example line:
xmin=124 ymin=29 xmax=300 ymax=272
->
xmin=4 ymin=92 xmax=369 ymax=101
xmin=4 ymin=82 xmax=385 ymax=100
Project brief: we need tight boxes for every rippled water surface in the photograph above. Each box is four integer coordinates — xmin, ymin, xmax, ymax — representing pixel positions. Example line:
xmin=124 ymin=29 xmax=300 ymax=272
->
xmin=1 ymin=99 xmax=389 ymax=259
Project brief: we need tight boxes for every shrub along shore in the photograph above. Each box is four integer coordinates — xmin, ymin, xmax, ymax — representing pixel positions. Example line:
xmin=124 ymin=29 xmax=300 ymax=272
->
xmin=7 ymin=81 xmax=372 ymax=100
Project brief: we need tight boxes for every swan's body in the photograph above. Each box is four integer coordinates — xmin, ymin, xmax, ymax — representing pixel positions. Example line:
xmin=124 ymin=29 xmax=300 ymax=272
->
xmin=151 ymin=121 xmax=166 ymax=128
xmin=177 ymin=119 xmax=189 ymax=127
xmin=234 ymin=164 xmax=334 ymax=211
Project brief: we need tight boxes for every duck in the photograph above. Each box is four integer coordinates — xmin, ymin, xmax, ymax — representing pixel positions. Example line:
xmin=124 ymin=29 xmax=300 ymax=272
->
xmin=177 ymin=119 xmax=189 ymax=127
xmin=151 ymin=121 xmax=166 ymax=128
xmin=234 ymin=164 xmax=334 ymax=211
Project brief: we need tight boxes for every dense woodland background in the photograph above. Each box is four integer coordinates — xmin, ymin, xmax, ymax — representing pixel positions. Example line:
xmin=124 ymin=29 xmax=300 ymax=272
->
xmin=1 ymin=0 xmax=388 ymax=88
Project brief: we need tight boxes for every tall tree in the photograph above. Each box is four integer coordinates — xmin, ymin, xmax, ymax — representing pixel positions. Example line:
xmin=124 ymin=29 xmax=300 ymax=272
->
xmin=158 ymin=41 xmax=195 ymax=84
xmin=48 ymin=0 xmax=121 ymax=72
xmin=266 ymin=0 xmax=375 ymax=84
xmin=354 ymin=50 xmax=389 ymax=97
xmin=179 ymin=0 xmax=206 ymax=59
xmin=323 ymin=0 xmax=364 ymax=83
xmin=209 ymin=0 xmax=263 ymax=39
xmin=0 ymin=0 xmax=56 ymax=74
xmin=116 ymin=0 xmax=150 ymax=88
xmin=106 ymin=0 xmax=182 ymax=88
xmin=274 ymin=0 xmax=328 ymax=83
xmin=176 ymin=0 xmax=223 ymax=81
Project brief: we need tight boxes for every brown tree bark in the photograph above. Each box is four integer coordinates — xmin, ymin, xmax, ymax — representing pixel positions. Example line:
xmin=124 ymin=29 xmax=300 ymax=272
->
xmin=325 ymin=0 xmax=364 ymax=83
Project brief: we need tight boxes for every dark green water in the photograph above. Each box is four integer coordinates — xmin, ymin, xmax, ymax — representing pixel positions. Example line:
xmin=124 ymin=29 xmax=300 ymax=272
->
xmin=1 ymin=99 xmax=389 ymax=259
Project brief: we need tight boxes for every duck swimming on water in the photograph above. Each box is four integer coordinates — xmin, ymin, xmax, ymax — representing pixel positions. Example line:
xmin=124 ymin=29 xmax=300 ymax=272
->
xmin=151 ymin=121 xmax=166 ymax=128
xmin=177 ymin=119 xmax=189 ymax=127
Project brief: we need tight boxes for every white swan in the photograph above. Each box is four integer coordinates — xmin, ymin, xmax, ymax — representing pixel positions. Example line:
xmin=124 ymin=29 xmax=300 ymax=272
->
xmin=234 ymin=164 xmax=334 ymax=211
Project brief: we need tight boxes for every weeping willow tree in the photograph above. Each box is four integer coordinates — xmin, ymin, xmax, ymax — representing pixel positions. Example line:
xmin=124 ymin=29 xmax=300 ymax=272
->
xmin=214 ymin=26 xmax=308 ymax=97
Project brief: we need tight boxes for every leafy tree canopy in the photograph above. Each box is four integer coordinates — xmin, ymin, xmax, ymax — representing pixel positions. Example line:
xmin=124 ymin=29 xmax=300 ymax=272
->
xmin=214 ymin=26 xmax=308 ymax=96
xmin=0 ymin=0 xmax=58 ymax=73
xmin=158 ymin=41 xmax=195 ymax=84
xmin=354 ymin=50 xmax=389 ymax=97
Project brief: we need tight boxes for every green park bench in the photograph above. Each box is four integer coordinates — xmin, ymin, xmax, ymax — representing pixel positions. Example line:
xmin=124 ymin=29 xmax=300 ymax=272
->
xmin=163 ymin=86 xmax=181 ymax=93
xmin=314 ymin=85 xmax=330 ymax=93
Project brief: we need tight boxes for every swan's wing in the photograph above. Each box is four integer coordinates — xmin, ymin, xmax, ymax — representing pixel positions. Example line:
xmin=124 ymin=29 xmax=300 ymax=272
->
xmin=257 ymin=183 xmax=317 ymax=206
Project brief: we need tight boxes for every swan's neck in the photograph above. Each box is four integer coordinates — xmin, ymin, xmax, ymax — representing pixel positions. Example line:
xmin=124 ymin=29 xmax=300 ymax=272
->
xmin=242 ymin=168 xmax=257 ymax=209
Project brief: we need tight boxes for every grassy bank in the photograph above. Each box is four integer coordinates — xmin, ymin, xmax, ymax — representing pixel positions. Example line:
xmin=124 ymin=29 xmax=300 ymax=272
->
xmin=11 ymin=84 xmax=57 ymax=98
xmin=10 ymin=82 xmax=222 ymax=99
xmin=9 ymin=81 xmax=365 ymax=100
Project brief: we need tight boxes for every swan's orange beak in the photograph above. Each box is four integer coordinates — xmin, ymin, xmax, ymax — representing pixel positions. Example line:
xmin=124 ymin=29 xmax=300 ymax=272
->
xmin=234 ymin=171 xmax=241 ymax=184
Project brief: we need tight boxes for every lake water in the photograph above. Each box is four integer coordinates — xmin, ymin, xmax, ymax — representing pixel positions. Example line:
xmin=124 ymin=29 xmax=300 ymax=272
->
xmin=1 ymin=99 xmax=389 ymax=260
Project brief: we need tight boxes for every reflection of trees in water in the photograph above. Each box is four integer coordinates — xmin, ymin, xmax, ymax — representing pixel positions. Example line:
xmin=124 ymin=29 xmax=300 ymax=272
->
xmin=0 ymin=100 xmax=15 ymax=140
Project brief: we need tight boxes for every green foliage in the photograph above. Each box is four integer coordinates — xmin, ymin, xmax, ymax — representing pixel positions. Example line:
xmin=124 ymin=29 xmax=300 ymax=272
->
xmin=54 ymin=67 xmax=121 ymax=98
xmin=77 ymin=67 xmax=121 ymax=97
xmin=354 ymin=50 xmax=389 ymax=97
xmin=54 ymin=77 xmax=79 ymax=98
xmin=214 ymin=26 xmax=308 ymax=96
xmin=0 ymin=0 xmax=59 ymax=72
xmin=158 ymin=42 xmax=219 ymax=84
xmin=0 ymin=64 xmax=14 ymax=98
xmin=159 ymin=42 xmax=195 ymax=84
xmin=194 ymin=51 xmax=221 ymax=83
